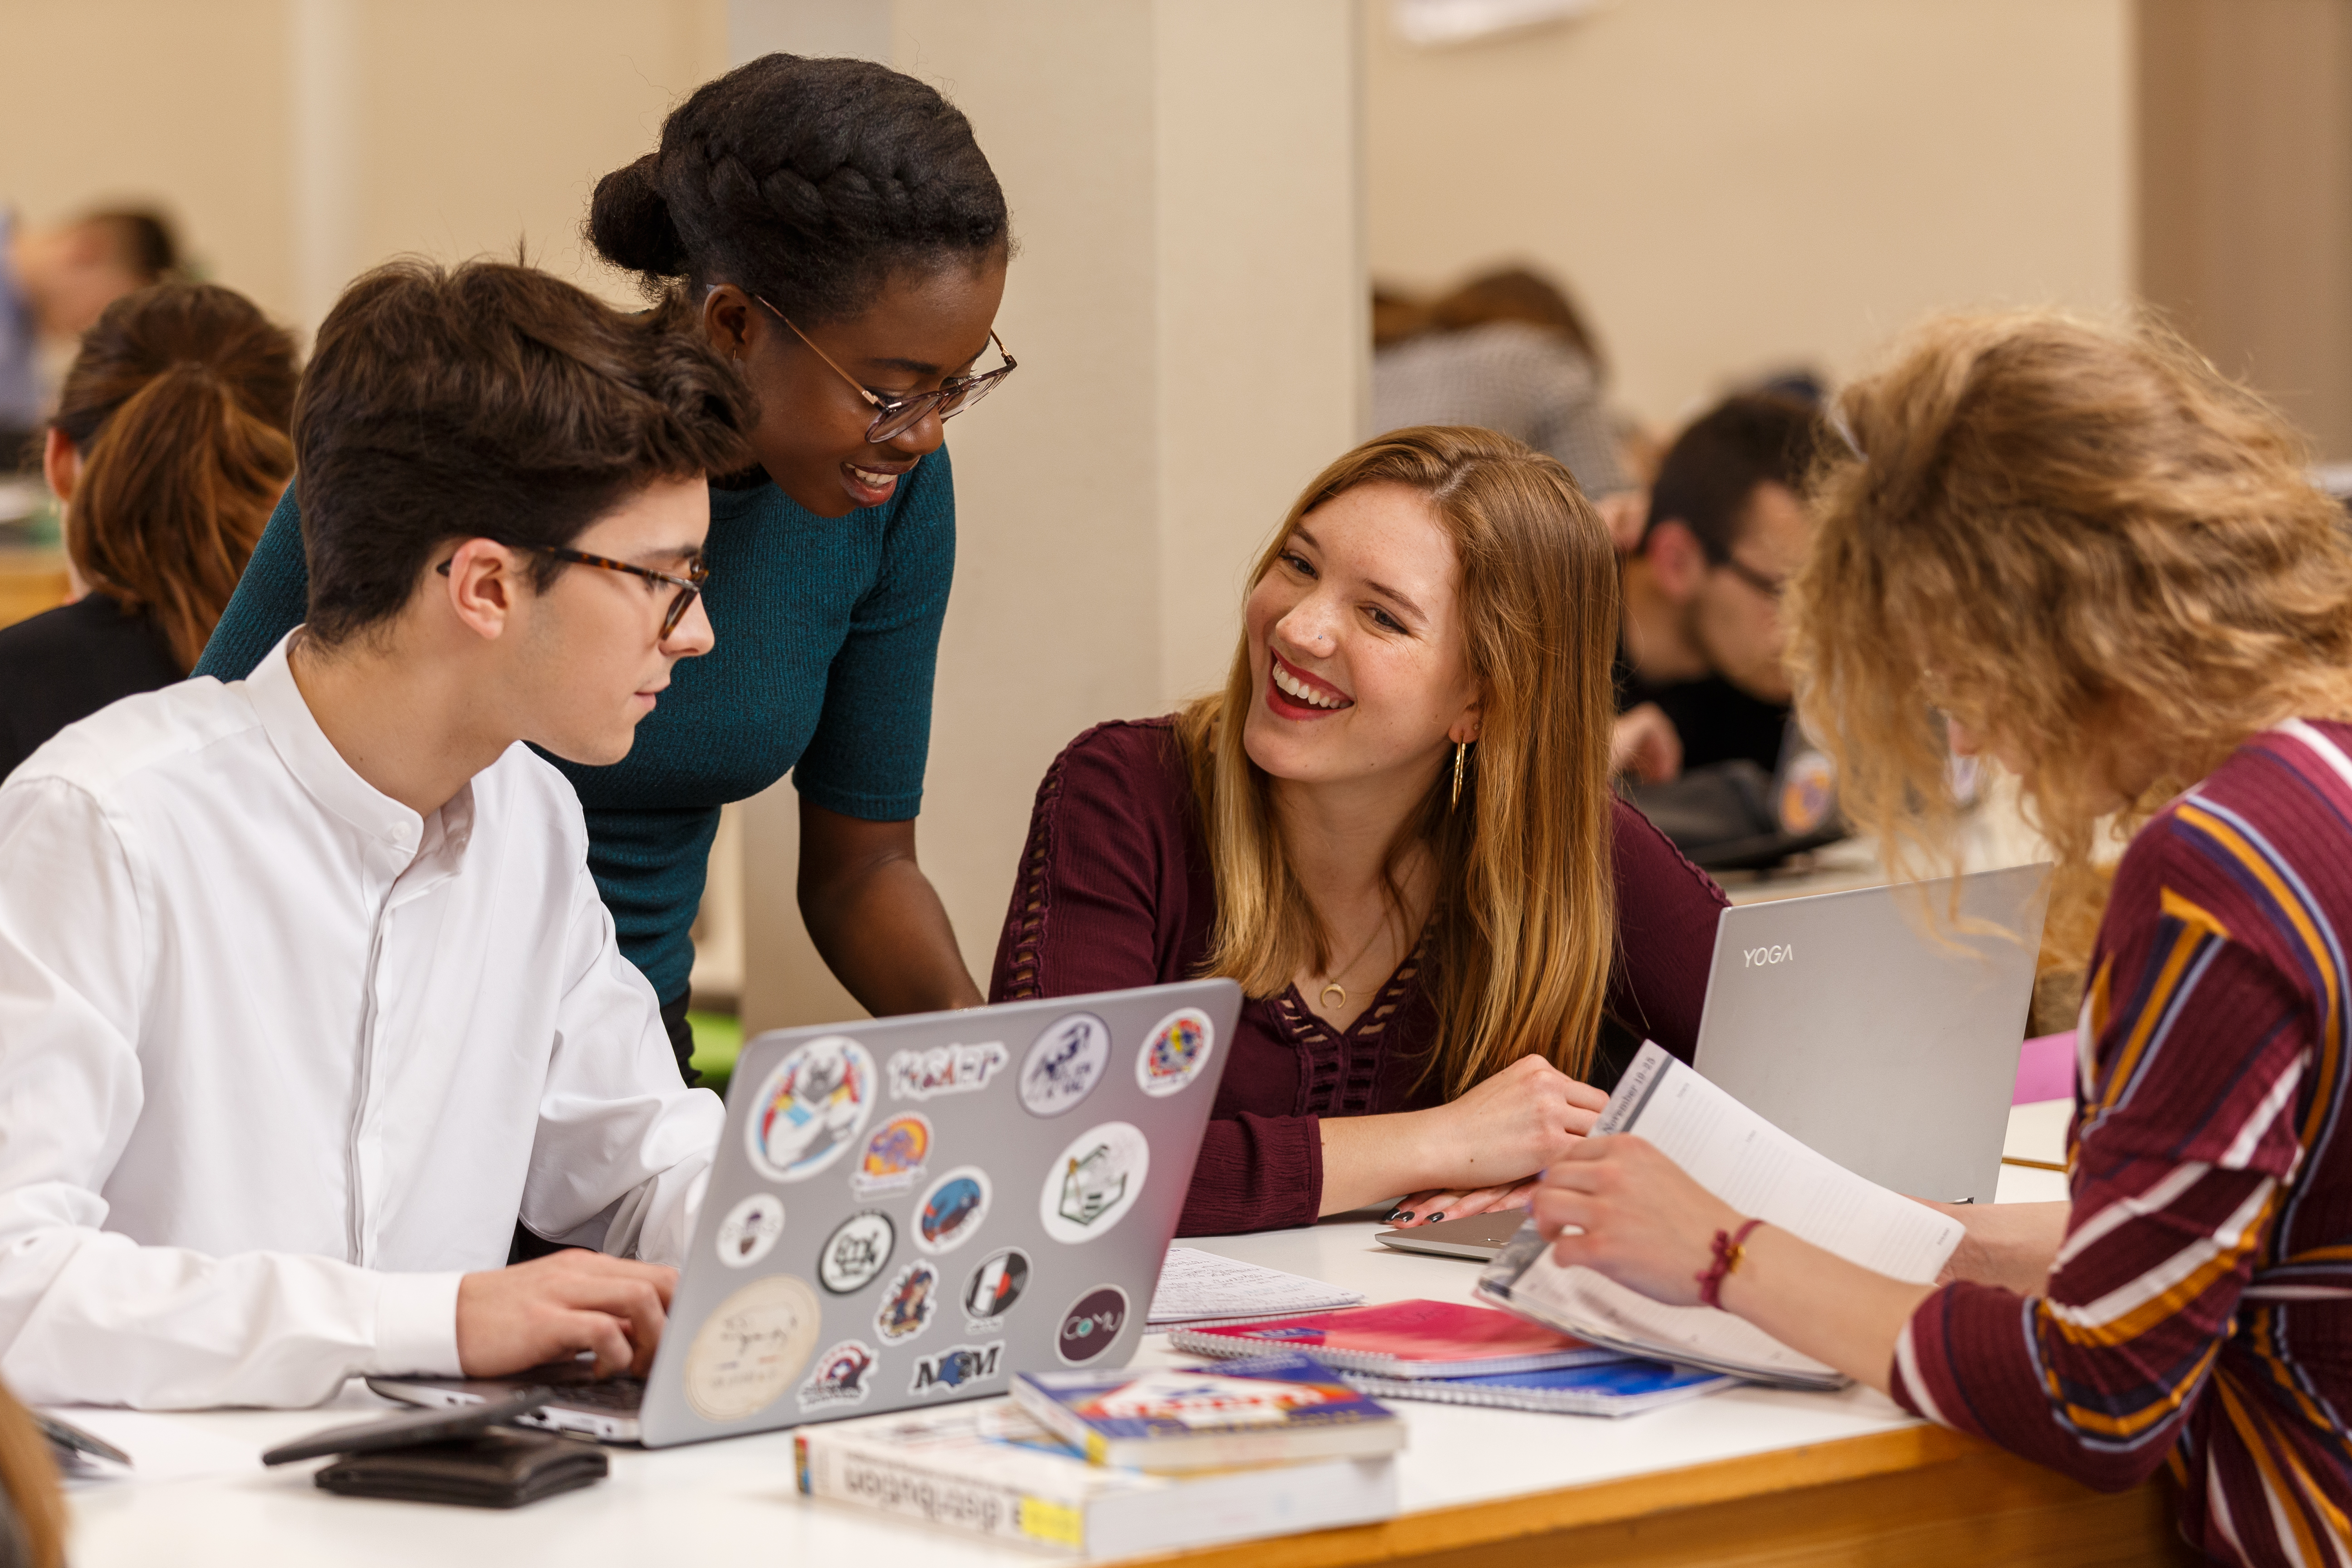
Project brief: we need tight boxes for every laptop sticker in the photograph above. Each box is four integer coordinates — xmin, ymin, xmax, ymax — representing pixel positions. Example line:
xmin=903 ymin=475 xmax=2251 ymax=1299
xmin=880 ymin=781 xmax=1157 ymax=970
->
xmin=1039 ymin=1121 xmax=1151 ymax=1244
xmin=962 ymin=1247 xmax=1032 ymax=1330
xmin=796 ymin=1339 xmax=878 ymax=1413
xmin=914 ymin=1166 xmax=994 ymax=1255
xmin=745 ymin=1036 xmax=877 ymax=1183
xmin=887 ymin=1040 xmax=1010 ymax=1101
xmin=852 ymin=1112 xmax=932 ymax=1198
xmin=713 ymin=1192 xmax=785 ymax=1269
xmin=1054 ymin=1285 xmax=1130 ymax=1365
xmin=909 ymin=1341 xmax=1004 ymax=1397
xmin=875 ymin=1260 xmax=941 ymax=1343
xmin=1136 ymin=1008 xmax=1215 ymax=1097
xmin=1018 ymin=1012 xmax=1111 ymax=1117
xmin=818 ymin=1211 xmax=896 ymax=1294
xmin=681 ymin=1273 xmax=821 ymax=1422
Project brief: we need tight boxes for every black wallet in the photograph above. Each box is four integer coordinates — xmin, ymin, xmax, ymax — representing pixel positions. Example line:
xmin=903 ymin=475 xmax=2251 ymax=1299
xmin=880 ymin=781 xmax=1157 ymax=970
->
xmin=313 ymin=1429 xmax=608 ymax=1509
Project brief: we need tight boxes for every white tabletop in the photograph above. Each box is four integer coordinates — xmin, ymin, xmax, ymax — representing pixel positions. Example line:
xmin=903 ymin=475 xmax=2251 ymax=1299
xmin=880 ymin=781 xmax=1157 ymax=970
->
xmin=54 ymin=1215 xmax=1957 ymax=1566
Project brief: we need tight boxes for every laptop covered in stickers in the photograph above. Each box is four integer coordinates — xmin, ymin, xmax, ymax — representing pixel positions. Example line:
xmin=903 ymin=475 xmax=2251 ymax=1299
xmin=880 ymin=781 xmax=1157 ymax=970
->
xmin=368 ymin=979 xmax=1241 ymax=1447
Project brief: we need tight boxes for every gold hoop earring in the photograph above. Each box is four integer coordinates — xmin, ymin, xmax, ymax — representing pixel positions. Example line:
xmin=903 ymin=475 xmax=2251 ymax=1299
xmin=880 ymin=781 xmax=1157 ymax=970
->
xmin=1451 ymin=741 xmax=1468 ymax=811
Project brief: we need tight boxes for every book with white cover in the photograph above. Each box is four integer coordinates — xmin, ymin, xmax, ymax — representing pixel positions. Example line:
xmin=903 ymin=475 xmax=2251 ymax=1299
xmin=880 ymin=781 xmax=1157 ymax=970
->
xmin=1476 ymin=1042 xmax=1964 ymax=1389
xmin=794 ymin=1399 xmax=1397 ymax=1558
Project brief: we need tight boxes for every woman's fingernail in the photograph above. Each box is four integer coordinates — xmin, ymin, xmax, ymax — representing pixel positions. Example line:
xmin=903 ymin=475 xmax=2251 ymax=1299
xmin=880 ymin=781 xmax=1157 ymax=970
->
xmin=1426 ymin=1212 xmax=1446 ymax=1223
xmin=1384 ymin=1210 xmax=1405 ymax=1222
xmin=1393 ymin=1211 xmax=1414 ymax=1223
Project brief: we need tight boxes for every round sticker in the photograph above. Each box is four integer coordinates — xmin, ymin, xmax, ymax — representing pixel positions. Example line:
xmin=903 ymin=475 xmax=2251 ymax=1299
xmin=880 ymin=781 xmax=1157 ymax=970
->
xmin=1039 ymin=1121 xmax=1150 ymax=1244
xmin=818 ymin=1210 xmax=896 ymax=1295
xmin=852 ymin=1112 xmax=932 ymax=1197
xmin=875 ymin=1259 xmax=941 ymax=1343
xmin=1019 ymin=1012 xmax=1112 ymax=1117
xmin=915 ymin=1166 xmax=993 ymax=1255
xmin=1136 ymin=1008 xmax=1215 ymax=1097
xmin=1055 ymin=1284 xmax=1131 ymax=1365
xmin=797 ymin=1338 xmax=877 ymax=1412
xmin=682 ymin=1273 xmax=822 ymax=1422
xmin=962 ymin=1248 xmax=1032 ymax=1325
xmin=745 ymin=1035 xmax=877 ymax=1182
xmin=712 ymin=1192 xmax=785 ymax=1269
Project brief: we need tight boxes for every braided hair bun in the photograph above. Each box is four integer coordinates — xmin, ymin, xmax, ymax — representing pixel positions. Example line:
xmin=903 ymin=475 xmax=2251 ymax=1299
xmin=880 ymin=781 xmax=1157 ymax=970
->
xmin=589 ymin=54 xmax=1009 ymax=324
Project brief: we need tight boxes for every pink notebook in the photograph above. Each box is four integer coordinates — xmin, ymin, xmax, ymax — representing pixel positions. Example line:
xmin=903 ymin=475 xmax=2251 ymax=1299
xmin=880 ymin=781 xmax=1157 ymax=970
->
xmin=1166 ymin=1298 xmax=1623 ymax=1378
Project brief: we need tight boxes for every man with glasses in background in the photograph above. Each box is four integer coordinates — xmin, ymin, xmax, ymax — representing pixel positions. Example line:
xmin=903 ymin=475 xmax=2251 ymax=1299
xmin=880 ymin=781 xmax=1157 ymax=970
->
xmin=1610 ymin=393 xmax=1828 ymax=783
xmin=0 ymin=259 xmax=753 ymax=1409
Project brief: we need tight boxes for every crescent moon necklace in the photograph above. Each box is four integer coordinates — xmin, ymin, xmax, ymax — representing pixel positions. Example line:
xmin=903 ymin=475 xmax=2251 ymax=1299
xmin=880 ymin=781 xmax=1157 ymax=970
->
xmin=1315 ymin=921 xmax=1392 ymax=1014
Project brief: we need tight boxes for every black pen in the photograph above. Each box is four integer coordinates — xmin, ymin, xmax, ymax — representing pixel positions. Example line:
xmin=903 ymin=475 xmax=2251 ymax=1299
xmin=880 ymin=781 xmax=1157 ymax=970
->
xmin=36 ymin=1412 xmax=132 ymax=1469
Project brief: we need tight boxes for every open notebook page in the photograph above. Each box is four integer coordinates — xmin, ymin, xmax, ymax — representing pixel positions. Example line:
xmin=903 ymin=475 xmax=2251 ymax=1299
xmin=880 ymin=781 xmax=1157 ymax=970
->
xmin=1480 ymin=1042 xmax=1963 ymax=1385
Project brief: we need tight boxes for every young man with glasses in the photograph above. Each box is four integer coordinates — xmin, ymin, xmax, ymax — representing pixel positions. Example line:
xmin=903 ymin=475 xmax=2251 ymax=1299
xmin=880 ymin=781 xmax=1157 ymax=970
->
xmin=0 ymin=260 xmax=753 ymax=1408
xmin=1611 ymin=393 xmax=1828 ymax=783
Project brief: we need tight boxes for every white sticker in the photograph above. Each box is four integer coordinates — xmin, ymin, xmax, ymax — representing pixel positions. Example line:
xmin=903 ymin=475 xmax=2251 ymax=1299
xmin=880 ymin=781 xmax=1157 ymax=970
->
xmin=796 ymin=1339 xmax=879 ymax=1412
xmin=1136 ymin=1008 xmax=1215 ymax=1097
xmin=1038 ymin=1121 xmax=1151 ymax=1244
xmin=712 ymin=1192 xmax=785 ymax=1269
xmin=818 ymin=1211 xmax=896 ymax=1295
xmin=851 ymin=1112 xmax=933 ymax=1198
xmin=681 ymin=1274 xmax=821 ymax=1422
xmin=1018 ymin=1012 xmax=1112 ymax=1117
xmin=874 ymin=1259 xmax=941 ymax=1343
xmin=744 ymin=1036 xmax=877 ymax=1182
xmin=962 ymin=1248 xmax=1032 ymax=1329
xmin=913 ymin=1165 xmax=994 ymax=1255
xmin=888 ymin=1040 xmax=1010 ymax=1100
xmin=908 ymin=1341 xmax=1004 ymax=1398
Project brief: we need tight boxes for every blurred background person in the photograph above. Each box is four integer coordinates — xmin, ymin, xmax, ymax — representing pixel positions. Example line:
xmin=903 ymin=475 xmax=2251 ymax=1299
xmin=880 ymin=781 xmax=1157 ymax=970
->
xmin=1372 ymin=265 xmax=1645 ymax=540
xmin=1611 ymin=392 xmax=1825 ymax=783
xmin=0 ymin=282 xmax=295 ymax=778
xmin=0 ymin=206 xmax=181 ymax=459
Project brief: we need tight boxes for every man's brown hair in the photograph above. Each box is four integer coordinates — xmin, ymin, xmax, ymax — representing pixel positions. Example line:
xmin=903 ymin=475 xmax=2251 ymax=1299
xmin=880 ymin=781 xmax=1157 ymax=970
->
xmin=295 ymin=259 xmax=755 ymax=646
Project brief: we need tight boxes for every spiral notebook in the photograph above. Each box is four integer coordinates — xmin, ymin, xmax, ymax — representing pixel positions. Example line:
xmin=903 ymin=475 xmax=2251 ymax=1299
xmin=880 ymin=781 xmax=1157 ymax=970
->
xmin=1167 ymin=1298 xmax=1616 ymax=1378
xmin=1340 ymin=1359 xmax=1735 ymax=1417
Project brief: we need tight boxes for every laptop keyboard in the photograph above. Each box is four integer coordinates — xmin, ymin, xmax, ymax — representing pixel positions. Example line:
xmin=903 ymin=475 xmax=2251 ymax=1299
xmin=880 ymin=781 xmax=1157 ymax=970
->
xmin=549 ymin=1378 xmax=645 ymax=1413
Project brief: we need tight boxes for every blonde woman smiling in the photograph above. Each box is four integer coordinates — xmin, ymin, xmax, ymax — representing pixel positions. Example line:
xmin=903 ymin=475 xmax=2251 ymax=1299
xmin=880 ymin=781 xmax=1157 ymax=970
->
xmin=990 ymin=426 xmax=1725 ymax=1235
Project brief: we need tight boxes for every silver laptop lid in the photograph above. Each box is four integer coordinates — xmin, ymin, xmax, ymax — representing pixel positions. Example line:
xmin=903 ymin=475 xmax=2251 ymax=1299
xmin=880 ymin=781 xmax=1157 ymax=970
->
xmin=1692 ymin=865 xmax=2050 ymax=1204
xmin=635 ymin=979 xmax=1240 ymax=1447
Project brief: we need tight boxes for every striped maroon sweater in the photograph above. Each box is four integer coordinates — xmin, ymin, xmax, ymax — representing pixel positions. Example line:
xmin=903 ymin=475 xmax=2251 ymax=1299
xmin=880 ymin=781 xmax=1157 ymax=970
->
xmin=1891 ymin=721 xmax=2352 ymax=1565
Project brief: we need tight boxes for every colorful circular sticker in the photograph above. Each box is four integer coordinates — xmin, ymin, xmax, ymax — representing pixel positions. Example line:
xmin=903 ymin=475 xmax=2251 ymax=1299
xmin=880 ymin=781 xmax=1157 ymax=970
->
xmin=1778 ymin=749 xmax=1837 ymax=834
xmin=962 ymin=1248 xmax=1032 ymax=1325
xmin=914 ymin=1166 xmax=993 ymax=1255
xmin=1055 ymin=1284 xmax=1131 ymax=1365
xmin=1136 ymin=1008 xmax=1215 ymax=1097
xmin=681 ymin=1273 xmax=821 ymax=1422
xmin=745 ymin=1036 xmax=877 ymax=1183
xmin=818 ymin=1210 xmax=896 ymax=1295
xmin=797 ymin=1338 xmax=877 ymax=1413
xmin=1019 ymin=1012 xmax=1112 ymax=1118
xmin=875 ymin=1259 xmax=941 ymax=1343
xmin=712 ymin=1192 xmax=785 ymax=1269
xmin=852 ymin=1112 xmax=933 ymax=1197
xmin=1039 ymin=1121 xmax=1151 ymax=1244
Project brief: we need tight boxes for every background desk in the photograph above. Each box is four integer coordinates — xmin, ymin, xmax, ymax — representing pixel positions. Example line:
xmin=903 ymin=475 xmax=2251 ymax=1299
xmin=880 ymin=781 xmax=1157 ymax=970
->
xmin=56 ymin=1197 xmax=2183 ymax=1568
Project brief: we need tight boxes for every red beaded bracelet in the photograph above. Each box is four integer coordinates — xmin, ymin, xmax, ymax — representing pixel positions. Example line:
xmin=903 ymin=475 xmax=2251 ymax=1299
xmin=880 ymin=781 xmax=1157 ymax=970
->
xmin=1696 ymin=1218 xmax=1766 ymax=1308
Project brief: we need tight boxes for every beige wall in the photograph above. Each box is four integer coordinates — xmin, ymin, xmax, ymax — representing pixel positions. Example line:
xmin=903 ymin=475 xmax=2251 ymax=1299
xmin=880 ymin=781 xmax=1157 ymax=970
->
xmin=1364 ymin=0 xmax=2136 ymax=427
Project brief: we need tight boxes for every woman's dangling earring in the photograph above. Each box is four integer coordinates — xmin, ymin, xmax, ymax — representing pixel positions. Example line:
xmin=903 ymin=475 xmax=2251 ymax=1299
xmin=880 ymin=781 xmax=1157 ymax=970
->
xmin=1451 ymin=740 xmax=1468 ymax=811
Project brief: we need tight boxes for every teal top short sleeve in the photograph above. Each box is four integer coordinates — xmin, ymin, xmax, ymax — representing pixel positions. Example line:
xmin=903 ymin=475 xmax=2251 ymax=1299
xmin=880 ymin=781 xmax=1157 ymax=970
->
xmin=194 ymin=452 xmax=958 ymax=1004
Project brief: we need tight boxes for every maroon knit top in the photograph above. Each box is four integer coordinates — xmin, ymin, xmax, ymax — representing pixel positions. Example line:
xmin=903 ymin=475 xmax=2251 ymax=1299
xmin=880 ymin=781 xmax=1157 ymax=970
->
xmin=987 ymin=717 xmax=1729 ymax=1235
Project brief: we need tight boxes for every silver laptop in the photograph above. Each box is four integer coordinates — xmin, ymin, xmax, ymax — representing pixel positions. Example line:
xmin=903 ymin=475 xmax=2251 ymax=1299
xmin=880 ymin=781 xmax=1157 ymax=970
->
xmin=1377 ymin=864 xmax=2048 ymax=1259
xmin=372 ymin=980 xmax=1240 ymax=1446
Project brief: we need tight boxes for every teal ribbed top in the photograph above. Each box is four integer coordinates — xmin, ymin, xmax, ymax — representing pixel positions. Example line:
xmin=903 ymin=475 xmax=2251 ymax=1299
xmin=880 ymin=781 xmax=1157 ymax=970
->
xmin=193 ymin=451 xmax=957 ymax=1002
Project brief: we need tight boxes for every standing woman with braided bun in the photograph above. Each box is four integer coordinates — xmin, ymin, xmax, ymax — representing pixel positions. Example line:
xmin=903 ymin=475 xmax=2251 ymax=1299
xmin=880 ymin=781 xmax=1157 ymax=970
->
xmin=198 ymin=56 xmax=1014 ymax=1087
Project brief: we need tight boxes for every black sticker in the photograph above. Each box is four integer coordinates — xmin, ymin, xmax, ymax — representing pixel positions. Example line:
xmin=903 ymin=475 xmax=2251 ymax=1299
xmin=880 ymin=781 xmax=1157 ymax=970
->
xmin=1055 ymin=1284 xmax=1130 ymax=1365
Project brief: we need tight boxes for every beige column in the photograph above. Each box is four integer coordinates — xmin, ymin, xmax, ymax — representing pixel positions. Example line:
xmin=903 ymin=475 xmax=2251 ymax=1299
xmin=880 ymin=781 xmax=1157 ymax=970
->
xmin=739 ymin=0 xmax=1365 ymax=1032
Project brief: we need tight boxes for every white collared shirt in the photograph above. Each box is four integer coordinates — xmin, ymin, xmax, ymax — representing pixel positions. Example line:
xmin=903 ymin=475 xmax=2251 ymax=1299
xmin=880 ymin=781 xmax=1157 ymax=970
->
xmin=0 ymin=633 xmax=721 ymax=1409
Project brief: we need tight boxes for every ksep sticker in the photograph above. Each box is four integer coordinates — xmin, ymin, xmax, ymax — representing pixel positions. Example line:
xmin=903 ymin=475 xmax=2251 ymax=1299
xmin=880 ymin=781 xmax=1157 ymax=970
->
xmin=797 ymin=1339 xmax=877 ymax=1412
xmin=1039 ymin=1122 xmax=1150 ymax=1244
xmin=713 ymin=1193 xmax=785 ymax=1269
xmin=914 ymin=1166 xmax=993 ymax=1255
xmin=1055 ymin=1285 xmax=1130 ymax=1365
xmin=682 ymin=1274 xmax=821 ymax=1422
xmin=1136 ymin=1008 xmax=1215 ymax=1097
xmin=909 ymin=1341 xmax=1004 ymax=1397
xmin=1018 ymin=1013 xmax=1111 ymax=1117
xmin=745 ymin=1036 xmax=876 ymax=1182
xmin=962 ymin=1248 xmax=1031 ymax=1327
xmin=818 ymin=1211 xmax=895 ymax=1294
xmin=887 ymin=1040 xmax=1009 ymax=1100
xmin=875 ymin=1259 xmax=941 ymax=1343
xmin=853 ymin=1112 xmax=932 ymax=1197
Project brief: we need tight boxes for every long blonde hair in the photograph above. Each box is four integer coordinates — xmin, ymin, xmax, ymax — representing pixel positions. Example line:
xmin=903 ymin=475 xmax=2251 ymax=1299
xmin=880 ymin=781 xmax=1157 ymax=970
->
xmin=1179 ymin=426 xmax=1621 ymax=1096
xmin=1790 ymin=309 xmax=2352 ymax=965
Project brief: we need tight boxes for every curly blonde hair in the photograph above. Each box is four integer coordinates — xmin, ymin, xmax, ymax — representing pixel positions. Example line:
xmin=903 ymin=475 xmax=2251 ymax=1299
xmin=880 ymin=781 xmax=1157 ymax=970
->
xmin=1789 ymin=309 xmax=2352 ymax=967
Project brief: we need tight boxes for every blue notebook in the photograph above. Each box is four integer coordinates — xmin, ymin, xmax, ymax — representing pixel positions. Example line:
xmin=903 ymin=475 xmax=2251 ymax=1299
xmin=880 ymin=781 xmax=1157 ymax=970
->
xmin=1340 ymin=1358 xmax=1734 ymax=1417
